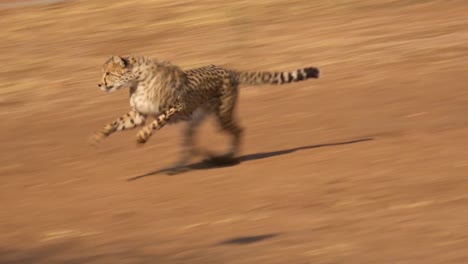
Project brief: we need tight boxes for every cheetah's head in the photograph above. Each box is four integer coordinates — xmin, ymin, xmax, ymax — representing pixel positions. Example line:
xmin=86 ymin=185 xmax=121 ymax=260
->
xmin=98 ymin=56 xmax=135 ymax=93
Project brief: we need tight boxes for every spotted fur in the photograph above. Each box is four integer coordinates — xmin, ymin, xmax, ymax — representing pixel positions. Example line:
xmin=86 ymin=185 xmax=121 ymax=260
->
xmin=91 ymin=55 xmax=320 ymax=174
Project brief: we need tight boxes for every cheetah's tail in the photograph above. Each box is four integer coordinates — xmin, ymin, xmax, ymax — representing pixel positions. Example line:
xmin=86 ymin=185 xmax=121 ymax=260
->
xmin=234 ymin=67 xmax=320 ymax=86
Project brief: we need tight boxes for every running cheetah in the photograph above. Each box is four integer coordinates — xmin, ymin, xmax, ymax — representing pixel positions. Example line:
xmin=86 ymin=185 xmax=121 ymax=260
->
xmin=91 ymin=55 xmax=320 ymax=174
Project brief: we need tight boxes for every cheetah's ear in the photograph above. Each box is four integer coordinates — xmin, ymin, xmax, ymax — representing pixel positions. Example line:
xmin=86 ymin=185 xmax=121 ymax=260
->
xmin=111 ymin=55 xmax=127 ymax=68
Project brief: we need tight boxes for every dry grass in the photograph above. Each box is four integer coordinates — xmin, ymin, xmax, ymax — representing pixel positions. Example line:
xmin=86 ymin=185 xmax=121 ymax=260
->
xmin=1 ymin=0 xmax=468 ymax=138
xmin=2 ymin=1 xmax=468 ymax=263
xmin=2 ymin=0 xmax=466 ymax=97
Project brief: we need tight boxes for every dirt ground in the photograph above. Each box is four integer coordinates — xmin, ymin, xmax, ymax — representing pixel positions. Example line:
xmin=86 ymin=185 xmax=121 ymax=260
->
xmin=1 ymin=0 xmax=468 ymax=263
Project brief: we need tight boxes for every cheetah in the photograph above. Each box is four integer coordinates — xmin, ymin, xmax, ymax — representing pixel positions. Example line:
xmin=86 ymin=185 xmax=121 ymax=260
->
xmin=91 ymin=55 xmax=320 ymax=174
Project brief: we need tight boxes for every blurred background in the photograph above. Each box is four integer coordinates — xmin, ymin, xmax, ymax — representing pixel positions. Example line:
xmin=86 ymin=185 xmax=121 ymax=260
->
xmin=1 ymin=0 xmax=468 ymax=263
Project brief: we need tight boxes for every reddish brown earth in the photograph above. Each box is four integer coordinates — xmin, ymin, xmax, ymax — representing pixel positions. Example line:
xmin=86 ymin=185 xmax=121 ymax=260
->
xmin=1 ymin=1 xmax=468 ymax=263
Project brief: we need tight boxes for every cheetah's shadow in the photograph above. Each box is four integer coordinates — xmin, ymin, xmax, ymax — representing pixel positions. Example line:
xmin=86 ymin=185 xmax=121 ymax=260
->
xmin=127 ymin=137 xmax=373 ymax=181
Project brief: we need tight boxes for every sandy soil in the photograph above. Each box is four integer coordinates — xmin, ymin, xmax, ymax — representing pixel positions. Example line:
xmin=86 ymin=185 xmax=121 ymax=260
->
xmin=1 ymin=0 xmax=468 ymax=263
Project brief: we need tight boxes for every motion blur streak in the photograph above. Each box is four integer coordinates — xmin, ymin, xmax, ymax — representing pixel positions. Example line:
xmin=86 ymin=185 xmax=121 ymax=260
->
xmin=1 ymin=0 xmax=468 ymax=263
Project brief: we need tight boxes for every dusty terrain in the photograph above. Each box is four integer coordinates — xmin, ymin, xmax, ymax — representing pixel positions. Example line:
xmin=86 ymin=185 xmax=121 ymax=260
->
xmin=1 ymin=0 xmax=468 ymax=263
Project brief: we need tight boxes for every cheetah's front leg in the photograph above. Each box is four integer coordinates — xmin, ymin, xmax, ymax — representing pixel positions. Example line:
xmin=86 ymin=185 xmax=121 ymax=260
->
xmin=90 ymin=110 xmax=146 ymax=145
xmin=136 ymin=107 xmax=180 ymax=145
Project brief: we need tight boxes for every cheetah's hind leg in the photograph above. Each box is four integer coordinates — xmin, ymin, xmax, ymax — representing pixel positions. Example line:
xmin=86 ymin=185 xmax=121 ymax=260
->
xmin=203 ymin=81 xmax=243 ymax=166
xmin=203 ymin=151 xmax=242 ymax=166
xmin=165 ymin=108 xmax=209 ymax=175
